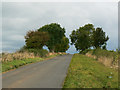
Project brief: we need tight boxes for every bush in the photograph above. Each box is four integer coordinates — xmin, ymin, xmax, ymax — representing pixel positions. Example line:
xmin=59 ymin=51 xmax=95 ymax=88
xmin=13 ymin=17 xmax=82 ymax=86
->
xmin=27 ymin=49 xmax=48 ymax=57
xmin=18 ymin=46 xmax=49 ymax=57
xmin=85 ymin=48 xmax=118 ymax=68
xmin=92 ymin=48 xmax=117 ymax=58
xmin=38 ymin=49 xmax=48 ymax=57
xmin=2 ymin=48 xmax=48 ymax=62
xmin=79 ymin=49 xmax=91 ymax=55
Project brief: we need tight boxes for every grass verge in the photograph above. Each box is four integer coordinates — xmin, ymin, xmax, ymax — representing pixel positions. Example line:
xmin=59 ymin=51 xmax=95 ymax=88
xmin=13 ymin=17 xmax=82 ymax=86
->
xmin=63 ymin=54 xmax=118 ymax=88
xmin=2 ymin=54 xmax=59 ymax=72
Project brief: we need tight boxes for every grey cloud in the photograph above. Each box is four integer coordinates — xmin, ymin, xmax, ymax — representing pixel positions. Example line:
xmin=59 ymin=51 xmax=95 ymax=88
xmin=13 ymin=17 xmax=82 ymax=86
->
xmin=2 ymin=2 xmax=118 ymax=53
xmin=2 ymin=40 xmax=25 ymax=52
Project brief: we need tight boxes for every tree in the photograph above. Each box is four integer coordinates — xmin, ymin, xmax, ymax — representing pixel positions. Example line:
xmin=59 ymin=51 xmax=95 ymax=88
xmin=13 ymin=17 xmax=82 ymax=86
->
xmin=54 ymin=37 xmax=69 ymax=52
xmin=92 ymin=27 xmax=109 ymax=49
xmin=38 ymin=23 xmax=66 ymax=52
xmin=25 ymin=30 xmax=49 ymax=49
xmin=70 ymin=24 xmax=109 ymax=52
xmin=70 ymin=24 xmax=94 ymax=52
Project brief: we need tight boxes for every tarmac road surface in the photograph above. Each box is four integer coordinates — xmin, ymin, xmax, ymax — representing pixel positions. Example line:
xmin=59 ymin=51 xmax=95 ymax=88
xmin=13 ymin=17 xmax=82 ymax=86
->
xmin=2 ymin=54 xmax=73 ymax=88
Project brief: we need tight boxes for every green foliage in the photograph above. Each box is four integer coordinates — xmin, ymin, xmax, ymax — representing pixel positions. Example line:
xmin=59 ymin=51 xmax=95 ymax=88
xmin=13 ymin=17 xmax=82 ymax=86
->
xmin=27 ymin=49 xmax=48 ymax=57
xmin=38 ymin=23 xmax=66 ymax=52
xmin=91 ymin=48 xmax=117 ymax=58
xmin=54 ymin=37 xmax=69 ymax=52
xmin=70 ymin=24 xmax=109 ymax=52
xmin=19 ymin=47 xmax=48 ymax=57
xmin=25 ymin=30 xmax=49 ymax=49
xmin=102 ymin=43 xmax=107 ymax=50
xmin=92 ymin=28 xmax=109 ymax=49
xmin=80 ymin=49 xmax=90 ymax=54
xmin=2 ymin=58 xmax=43 ymax=72
xmin=88 ymin=48 xmax=118 ymax=65
xmin=24 ymin=23 xmax=69 ymax=52
xmin=63 ymin=54 xmax=118 ymax=88
xmin=70 ymin=24 xmax=94 ymax=52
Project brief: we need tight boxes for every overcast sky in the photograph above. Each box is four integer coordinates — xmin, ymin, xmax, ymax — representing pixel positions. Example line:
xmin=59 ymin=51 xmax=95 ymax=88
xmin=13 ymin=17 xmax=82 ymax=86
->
xmin=2 ymin=2 xmax=118 ymax=54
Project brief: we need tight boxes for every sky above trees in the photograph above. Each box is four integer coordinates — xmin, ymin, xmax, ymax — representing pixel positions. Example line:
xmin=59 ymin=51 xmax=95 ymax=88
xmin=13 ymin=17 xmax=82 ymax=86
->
xmin=2 ymin=2 xmax=118 ymax=54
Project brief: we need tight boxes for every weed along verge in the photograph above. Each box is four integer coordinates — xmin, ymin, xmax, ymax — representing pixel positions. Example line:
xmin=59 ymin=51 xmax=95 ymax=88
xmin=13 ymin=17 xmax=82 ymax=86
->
xmin=85 ymin=49 xmax=118 ymax=69
xmin=2 ymin=53 xmax=62 ymax=73
xmin=63 ymin=54 xmax=118 ymax=88
xmin=2 ymin=58 xmax=43 ymax=72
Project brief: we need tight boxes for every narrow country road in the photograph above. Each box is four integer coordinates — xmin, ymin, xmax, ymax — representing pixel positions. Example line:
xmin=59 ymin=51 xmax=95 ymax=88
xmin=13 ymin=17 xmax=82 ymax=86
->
xmin=2 ymin=54 xmax=73 ymax=88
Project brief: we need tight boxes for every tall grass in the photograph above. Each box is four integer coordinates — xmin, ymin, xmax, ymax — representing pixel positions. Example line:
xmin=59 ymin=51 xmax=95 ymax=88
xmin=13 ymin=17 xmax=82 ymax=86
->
xmin=19 ymin=49 xmax=48 ymax=57
xmin=2 ymin=52 xmax=35 ymax=62
xmin=86 ymin=48 xmax=118 ymax=68
xmin=1 ymin=49 xmax=48 ymax=62
xmin=91 ymin=49 xmax=118 ymax=58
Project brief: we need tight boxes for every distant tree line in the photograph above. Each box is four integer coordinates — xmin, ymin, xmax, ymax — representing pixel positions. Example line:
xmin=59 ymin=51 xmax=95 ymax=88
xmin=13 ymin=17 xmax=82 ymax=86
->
xmin=24 ymin=23 xmax=109 ymax=53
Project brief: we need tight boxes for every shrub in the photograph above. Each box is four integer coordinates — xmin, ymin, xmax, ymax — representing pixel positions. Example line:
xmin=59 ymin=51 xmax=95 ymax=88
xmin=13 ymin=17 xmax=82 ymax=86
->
xmin=19 ymin=46 xmax=49 ymax=57
xmin=92 ymin=48 xmax=117 ymax=58
xmin=27 ymin=49 xmax=48 ymax=57
xmin=2 ymin=48 xmax=49 ymax=62
xmin=39 ymin=49 xmax=49 ymax=57
xmin=80 ymin=49 xmax=91 ymax=55
xmin=86 ymin=48 xmax=118 ymax=67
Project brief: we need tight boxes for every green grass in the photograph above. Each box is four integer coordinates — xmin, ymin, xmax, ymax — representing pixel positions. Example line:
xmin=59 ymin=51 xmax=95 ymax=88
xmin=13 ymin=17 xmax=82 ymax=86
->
xmin=2 ymin=58 xmax=43 ymax=72
xmin=88 ymin=48 xmax=118 ymax=59
xmin=2 ymin=54 xmax=59 ymax=72
xmin=87 ymin=49 xmax=119 ymax=66
xmin=63 ymin=54 xmax=118 ymax=88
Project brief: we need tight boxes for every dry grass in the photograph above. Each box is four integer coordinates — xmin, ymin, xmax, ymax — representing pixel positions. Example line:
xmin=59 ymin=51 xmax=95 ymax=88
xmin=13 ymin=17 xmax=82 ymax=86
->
xmin=86 ymin=53 xmax=113 ymax=67
xmin=2 ymin=51 xmax=63 ymax=72
xmin=98 ymin=56 xmax=113 ymax=67
xmin=47 ymin=52 xmax=66 ymax=56
xmin=1 ymin=51 xmax=66 ymax=63
xmin=1 ymin=52 xmax=37 ymax=62
xmin=85 ymin=51 xmax=118 ymax=69
xmin=86 ymin=52 xmax=96 ymax=59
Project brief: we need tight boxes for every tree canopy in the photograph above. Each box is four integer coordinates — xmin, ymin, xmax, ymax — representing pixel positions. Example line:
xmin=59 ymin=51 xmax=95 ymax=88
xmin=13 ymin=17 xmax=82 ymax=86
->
xmin=25 ymin=30 xmax=49 ymax=49
xmin=70 ymin=24 xmax=94 ymax=52
xmin=54 ymin=37 xmax=69 ymax=52
xmin=70 ymin=24 xmax=109 ymax=52
xmin=92 ymin=27 xmax=109 ymax=49
xmin=24 ymin=23 xmax=109 ymax=53
xmin=24 ymin=23 xmax=69 ymax=53
xmin=38 ymin=23 xmax=67 ymax=52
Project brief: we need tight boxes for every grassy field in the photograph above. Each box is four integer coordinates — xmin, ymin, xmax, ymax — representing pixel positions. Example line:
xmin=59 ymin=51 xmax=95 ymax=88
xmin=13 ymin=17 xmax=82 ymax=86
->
xmin=2 ymin=54 xmax=58 ymax=72
xmin=63 ymin=54 xmax=118 ymax=88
